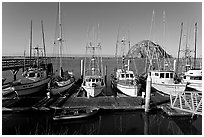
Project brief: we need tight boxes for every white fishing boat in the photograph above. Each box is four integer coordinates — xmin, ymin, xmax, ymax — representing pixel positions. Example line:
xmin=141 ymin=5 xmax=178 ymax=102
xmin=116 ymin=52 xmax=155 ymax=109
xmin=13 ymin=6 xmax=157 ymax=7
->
xmin=49 ymin=3 xmax=75 ymax=95
xmin=183 ymin=69 xmax=202 ymax=91
xmin=111 ymin=34 xmax=140 ymax=97
xmin=150 ymin=70 xmax=186 ymax=96
xmin=146 ymin=21 xmax=186 ymax=96
xmin=111 ymin=67 xmax=140 ymax=97
xmin=182 ymin=23 xmax=202 ymax=92
xmin=81 ymin=25 xmax=105 ymax=97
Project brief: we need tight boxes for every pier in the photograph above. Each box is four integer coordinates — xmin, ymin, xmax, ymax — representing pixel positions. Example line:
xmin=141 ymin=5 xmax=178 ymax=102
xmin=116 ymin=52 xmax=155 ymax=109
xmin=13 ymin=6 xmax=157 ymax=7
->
xmin=2 ymin=58 xmax=36 ymax=71
xmin=170 ymin=91 xmax=202 ymax=115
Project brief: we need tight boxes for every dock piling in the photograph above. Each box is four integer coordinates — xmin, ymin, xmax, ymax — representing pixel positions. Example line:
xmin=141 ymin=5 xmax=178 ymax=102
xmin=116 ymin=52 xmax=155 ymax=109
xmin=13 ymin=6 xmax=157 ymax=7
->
xmin=173 ymin=59 xmax=176 ymax=72
xmin=145 ymin=72 xmax=152 ymax=113
xmin=105 ymin=65 xmax=107 ymax=88
xmin=10 ymin=69 xmax=19 ymax=81
xmin=80 ymin=59 xmax=84 ymax=79
xmin=127 ymin=59 xmax=130 ymax=70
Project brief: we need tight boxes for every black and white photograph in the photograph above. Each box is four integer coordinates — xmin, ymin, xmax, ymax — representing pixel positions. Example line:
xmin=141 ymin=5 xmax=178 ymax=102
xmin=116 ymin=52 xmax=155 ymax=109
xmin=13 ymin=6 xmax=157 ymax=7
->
xmin=2 ymin=1 xmax=202 ymax=135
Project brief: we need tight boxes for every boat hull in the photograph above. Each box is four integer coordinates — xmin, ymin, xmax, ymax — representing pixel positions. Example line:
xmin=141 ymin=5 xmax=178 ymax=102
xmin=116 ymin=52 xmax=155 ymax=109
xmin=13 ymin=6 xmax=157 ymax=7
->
xmin=49 ymin=80 xmax=75 ymax=95
xmin=152 ymin=82 xmax=186 ymax=96
xmin=187 ymin=84 xmax=202 ymax=92
xmin=13 ymin=78 xmax=50 ymax=96
xmin=82 ymin=85 xmax=104 ymax=97
xmin=111 ymin=80 xmax=139 ymax=97
xmin=53 ymin=107 xmax=99 ymax=121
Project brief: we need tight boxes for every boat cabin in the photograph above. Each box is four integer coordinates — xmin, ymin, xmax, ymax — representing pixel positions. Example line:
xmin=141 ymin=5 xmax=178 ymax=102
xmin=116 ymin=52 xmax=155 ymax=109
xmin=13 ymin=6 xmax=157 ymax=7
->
xmin=83 ymin=76 xmax=104 ymax=87
xmin=150 ymin=70 xmax=174 ymax=84
xmin=116 ymin=69 xmax=135 ymax=80
xmin=183 ymin=69 xmax=202 ymax=84
xmin=24 ymin=68 xmax=46 ymax=81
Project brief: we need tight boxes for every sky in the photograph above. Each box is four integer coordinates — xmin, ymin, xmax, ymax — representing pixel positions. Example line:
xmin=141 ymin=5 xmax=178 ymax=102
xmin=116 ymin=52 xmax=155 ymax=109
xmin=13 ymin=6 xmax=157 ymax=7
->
xmin=2 ymin=2 xmax=202 ymax=57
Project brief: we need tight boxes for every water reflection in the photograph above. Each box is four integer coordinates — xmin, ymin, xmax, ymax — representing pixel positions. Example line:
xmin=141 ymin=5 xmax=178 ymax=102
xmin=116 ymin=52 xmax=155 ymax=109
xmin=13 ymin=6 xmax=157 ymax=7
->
xmin=2 ymin=110 xmax=201 ymax=135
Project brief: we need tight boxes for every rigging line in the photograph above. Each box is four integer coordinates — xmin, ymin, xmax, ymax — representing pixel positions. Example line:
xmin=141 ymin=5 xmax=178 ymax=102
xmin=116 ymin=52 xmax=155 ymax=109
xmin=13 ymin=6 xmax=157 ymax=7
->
xmin=116 ymin=24 xmax=120 ymax=69
xmin=149 ymin=10 xmax=155 ymax=41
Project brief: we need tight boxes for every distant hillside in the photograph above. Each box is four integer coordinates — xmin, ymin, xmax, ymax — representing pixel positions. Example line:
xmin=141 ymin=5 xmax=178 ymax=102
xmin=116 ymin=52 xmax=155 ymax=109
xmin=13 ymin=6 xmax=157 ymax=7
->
xmin=127 ymin=40 xmax=172 ymax=58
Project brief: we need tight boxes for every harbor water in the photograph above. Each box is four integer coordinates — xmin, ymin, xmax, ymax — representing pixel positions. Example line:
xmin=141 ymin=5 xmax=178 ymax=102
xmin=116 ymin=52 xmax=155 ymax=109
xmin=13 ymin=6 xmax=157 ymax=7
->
xmin=2 ymin=57 xmax=202 ymax=135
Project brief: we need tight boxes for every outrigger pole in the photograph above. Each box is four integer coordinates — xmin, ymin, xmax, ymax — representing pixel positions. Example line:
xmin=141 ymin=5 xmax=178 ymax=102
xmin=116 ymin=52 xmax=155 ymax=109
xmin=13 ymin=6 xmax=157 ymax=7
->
xmin=175 ymin=22 xmax=183 ymax=75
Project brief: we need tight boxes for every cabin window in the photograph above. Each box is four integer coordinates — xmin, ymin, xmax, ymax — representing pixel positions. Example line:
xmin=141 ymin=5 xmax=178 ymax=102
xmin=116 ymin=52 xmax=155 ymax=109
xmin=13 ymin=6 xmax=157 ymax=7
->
xmin=155 ymin=73 xmax=159 ymax=76
xmin=86 ymin=79 xmax=91 ymax=82
xmin=96 ymin=79 xmax=98 ymax=82
xmin=160 ymin=73 xmax=164 ymax=78
xmin=126 ymin=74 xmax=129 ymax=78
xmin=121 ymin=74 xmax=125 ymax=78
xmin=29 ymin=73 xmax=35 ymax=77
xmin=92 ymin=78 xmax=95 ymax=82
xmin=166 ymin=73 xmax=169 ymax=78
xmin=170 ymin=73 xmax=173 ymax=78
xmin=183 ymin=76 xmax=186 ymax=79
xmin=190 ymin=76 xmax=202 ymax=80
xmin=130 ymin=74 xmax=134 ymax=78
xmin=37 ymin=73 xmax=40 ymax=77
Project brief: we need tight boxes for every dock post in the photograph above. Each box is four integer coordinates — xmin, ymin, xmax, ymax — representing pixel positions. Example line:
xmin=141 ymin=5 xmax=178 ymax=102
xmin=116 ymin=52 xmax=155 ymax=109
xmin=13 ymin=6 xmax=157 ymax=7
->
xmin=105 ymin=65 xmax=107 ymax=88
xmin=80 ymin=59 xmax=84 ymax=79
xmin=145 ymin=72 xmax=152 ymax=113
xmin=144 ymin=113 xmax=149 ymax=135
xmin=173 ymin=59 xmax=176 ymax=72
xmin=127 ymin=59 xmax=130 ymax=70
xmin=46 ymin=92 xmax=50 ymax=98
xmin=10 ymin=69 xmax=19 ymax=81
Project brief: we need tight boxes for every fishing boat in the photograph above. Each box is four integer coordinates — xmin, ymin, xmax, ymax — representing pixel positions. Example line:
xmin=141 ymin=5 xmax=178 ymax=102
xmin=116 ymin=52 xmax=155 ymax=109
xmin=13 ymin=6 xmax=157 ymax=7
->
xmin=81 ymin=25 xmax=105 ymax=97
xmin=149 ymin=23 xmax=186 ymax=96
xmin=53 ymin=107 xmax=99 ymax=121
xmin=150 ymin=70 xmax=186 ymax=96
xmin=111 ymin=34 xmax=140 ymax=97
xmin=183 ymin=69 xmax=202 ymax=91
xmin=182 ymin=23 xmax=202 ymax=91
xmin=49 ymin=2 xmax=75 ymax=95
xmin=12 ymin=21 xmax=50 ymax=96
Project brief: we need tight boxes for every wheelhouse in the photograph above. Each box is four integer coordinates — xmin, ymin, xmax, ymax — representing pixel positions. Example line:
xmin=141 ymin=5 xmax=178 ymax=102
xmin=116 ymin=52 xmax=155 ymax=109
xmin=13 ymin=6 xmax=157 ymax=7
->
xmin=151 ymin=71 xmax=174 ymax=79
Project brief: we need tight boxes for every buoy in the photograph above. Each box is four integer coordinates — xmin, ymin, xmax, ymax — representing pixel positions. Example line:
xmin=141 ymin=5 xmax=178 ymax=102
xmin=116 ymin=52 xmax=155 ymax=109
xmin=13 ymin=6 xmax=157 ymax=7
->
xmin=145 ymin=72 xmax=152 ymax=112
xmin=46 ymin=92 xmax=50 ymax=98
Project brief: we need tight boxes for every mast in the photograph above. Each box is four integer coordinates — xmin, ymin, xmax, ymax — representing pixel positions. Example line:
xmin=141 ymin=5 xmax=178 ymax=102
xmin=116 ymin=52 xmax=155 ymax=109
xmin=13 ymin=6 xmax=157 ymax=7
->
xmin=41 ymin=20 xmax=46 ymax=58
xmin=194 ymin=22 xmax=197 ymax=69
xmin=176 ymin=22 xmax=183 ymax=75
xmin=83 ymin=26 xmax=89 ymax=80
xmin=115 ymin=25 xmax=120 ymax=69
xmin=98 ymin=24 xmax=103 ymax=77
xmin=57 ymin=2 xmax=63 ymax=77
xmin=30 ymin=20 xmax=32 ymax=66
xmin=185 ymin=26 xmax=189 ymax=71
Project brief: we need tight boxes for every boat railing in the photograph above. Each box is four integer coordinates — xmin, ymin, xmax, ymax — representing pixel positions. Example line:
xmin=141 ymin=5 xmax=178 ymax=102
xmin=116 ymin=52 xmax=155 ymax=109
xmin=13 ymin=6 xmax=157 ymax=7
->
xmin=170 ymin=91 xmax=202 ymax=115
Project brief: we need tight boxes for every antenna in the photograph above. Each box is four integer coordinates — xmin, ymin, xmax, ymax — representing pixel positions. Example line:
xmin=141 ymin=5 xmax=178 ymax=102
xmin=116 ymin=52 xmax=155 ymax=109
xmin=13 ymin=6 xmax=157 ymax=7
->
xmin=149 ymin=10 xmax=155 ymax=41
xmin=163 ymin=10 xmax=165 ymax=47
xmin=30 ymin=20 xmax=32 ymax=67
xmin=194 ymin=22 xmax=197 ymax=69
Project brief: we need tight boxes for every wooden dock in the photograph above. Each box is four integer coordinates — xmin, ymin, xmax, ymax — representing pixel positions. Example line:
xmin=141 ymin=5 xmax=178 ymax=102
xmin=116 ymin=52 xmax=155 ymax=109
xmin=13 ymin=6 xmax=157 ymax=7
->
xmin=2 ymin=87 xmax=173 ymax=113
xmin=3 ymin=80 xmax=194 ymax=116
xmin=50 ymin=95 xmax=144 ymax=110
